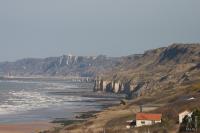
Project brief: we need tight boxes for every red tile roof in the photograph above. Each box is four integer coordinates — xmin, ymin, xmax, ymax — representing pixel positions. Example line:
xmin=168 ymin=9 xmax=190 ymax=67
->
xmin=136 ymin=113 xmax=162 ymax=121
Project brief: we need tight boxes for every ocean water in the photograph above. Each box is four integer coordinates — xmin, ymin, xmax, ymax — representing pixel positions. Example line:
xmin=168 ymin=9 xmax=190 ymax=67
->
xmin=0 ymin=79 xmax=120 ymax=123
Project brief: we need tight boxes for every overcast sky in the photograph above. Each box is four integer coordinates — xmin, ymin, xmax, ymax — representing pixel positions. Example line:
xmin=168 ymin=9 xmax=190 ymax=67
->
xmin=0 ymin=0 xmax=200 ymax=61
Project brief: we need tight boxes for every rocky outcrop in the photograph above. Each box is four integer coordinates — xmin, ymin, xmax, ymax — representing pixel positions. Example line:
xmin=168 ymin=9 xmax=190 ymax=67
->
xmin=93 ymin=78 xmax=160 ymax=98
xmin=93 ymin=44 xmax=200 ymax=98
xmin=93 ymin=79 xmax=124 ymax=93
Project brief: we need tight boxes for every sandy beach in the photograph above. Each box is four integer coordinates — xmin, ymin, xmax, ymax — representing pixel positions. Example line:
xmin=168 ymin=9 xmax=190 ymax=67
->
xmin=0 ymin=121 xmax=59 ymax=133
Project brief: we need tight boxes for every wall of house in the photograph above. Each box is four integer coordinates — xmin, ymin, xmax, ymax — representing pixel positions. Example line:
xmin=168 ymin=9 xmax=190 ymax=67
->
xmin=136 ymin=120 xmax=161 ymax=127
xmin=179 ymin=111 xmax=192 ymax=124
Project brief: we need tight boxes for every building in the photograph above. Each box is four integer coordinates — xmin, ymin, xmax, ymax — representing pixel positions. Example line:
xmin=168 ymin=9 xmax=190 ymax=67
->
xmin=136 ymin=113 xmax=162 ymax=127
xmin=178 ymin=110 xmax=192 ymax=124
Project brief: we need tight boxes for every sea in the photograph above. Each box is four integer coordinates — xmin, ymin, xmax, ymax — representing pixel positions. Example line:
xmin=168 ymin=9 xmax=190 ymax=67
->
xmin=0 ymin=78 xmax=123 ymax=123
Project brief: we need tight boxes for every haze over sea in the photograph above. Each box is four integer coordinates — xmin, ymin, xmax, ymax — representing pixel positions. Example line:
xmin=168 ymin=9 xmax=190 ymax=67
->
xmin=0 ymin=78 xmax=120 ymax=123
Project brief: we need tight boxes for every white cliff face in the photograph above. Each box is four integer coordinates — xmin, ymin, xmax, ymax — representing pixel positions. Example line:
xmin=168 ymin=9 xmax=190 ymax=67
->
xmin=0 ymin=53 xmax=120 ymax=77
xmin=93 ymin=78 xmax=165 ymax=99
xmin=94 ymin=79 xmax=125 ymax=94
xmin=58 ymin=54 xmax=78 ymax=66
xmin=74 ymin=56 xmax=78 ymax=64
xmin=113 ymin=82 xmax=120 ymax=93
xmin=59 ymin=55 xmax=64 ymax=66
xmin=101 ymin=80 xmax=109 ymax=92
xmin=66 ymin=54 xmax=71 ymax=65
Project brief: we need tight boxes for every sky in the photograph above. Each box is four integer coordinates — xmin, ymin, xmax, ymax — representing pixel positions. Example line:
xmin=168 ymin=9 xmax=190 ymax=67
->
xmin=0 ymin=0 xmax=200 ymax=61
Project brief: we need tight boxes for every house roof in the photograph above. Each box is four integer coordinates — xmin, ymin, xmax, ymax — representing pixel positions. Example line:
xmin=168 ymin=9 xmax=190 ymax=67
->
xmin=179 ymin=110 xmax=193 ymax=117
xmin=136 ymin=113 xmax=162 ymax=121
xmin=179 ymin=110 xmax=191 ymax=115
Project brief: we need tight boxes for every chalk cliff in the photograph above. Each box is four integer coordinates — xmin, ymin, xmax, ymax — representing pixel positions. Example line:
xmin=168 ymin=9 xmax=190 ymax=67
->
xmin=0 ymin=55 xmax=120 ymax=77
xmin=93 ymin=44 xmax=200 ymax=98
xmin=0 ymin=43 xmax=200 ymax=98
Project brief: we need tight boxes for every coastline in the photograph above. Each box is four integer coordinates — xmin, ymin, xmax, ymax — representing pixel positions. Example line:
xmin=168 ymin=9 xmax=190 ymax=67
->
xmin=0 ymin=108 xmax=105 ymax=133
xmin=0 ymin=121 xmax=60 ymax=133
xmin=0 ymin=78 xmax=126 ymax=133
xmin=0 ymin=76 xmax=93 ymax=82
xmin=39 ymin=101 xmax=123 ymax=133
xmin=0 ymin=105 xmax=117 ymax=133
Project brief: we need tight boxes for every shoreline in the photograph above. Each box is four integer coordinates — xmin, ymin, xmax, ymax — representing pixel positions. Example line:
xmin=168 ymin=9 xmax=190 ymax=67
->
xmin=0 ymin=110 xmax=100 ymax=133
xmin=0 ymin=98 xmax=120 ymax=133
xmin=0 ymin=121 xmax=60 ymax=133
xmin=0 ymin=107 xmax=112 ymax=133
xmin=0 ymin=76 xmax=93 ymax=81
xmin=0 ymin=78 xmax=125 ymax=132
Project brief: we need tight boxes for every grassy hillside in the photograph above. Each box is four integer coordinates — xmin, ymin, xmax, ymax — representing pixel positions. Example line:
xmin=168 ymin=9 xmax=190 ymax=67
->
xmin=39 ymin=44 xmax=200 ymax=133
xmin=55 ymin=80 xmax=200 ymax=133
xmin=94 ymin=44 xmax=200 ymax=99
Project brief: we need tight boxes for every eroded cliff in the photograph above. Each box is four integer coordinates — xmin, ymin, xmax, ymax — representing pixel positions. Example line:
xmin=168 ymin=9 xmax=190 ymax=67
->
xmin=93 ymin=44 xmax=200 ymax=98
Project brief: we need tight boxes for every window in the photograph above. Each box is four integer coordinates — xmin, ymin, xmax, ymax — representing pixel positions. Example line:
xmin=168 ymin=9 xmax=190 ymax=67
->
xmin=141 ymin=121 xmax=145 ymax=124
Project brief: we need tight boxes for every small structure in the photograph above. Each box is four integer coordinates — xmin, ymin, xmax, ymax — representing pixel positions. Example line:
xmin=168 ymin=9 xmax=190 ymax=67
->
xmin=136 ymin=113 xmax=162 ymax=127
xmin=126 ymin=120 xmax=136 ymax=128
xmin=179 ymin=110 xmax=192 ymax=124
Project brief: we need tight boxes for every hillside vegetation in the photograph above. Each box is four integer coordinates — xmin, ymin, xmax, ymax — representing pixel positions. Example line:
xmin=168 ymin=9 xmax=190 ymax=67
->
xmin=59 ymin=43 xmax=200 ymax=133
xmin=56 ymin=79 xmax=200 ymax=133
xmin=94 ymin=44 xmax=200 ymax=98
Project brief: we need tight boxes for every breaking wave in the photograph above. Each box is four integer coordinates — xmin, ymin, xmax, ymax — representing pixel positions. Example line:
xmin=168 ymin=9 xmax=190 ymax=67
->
xmin=0 ymin=80 xmax=90 ymax=115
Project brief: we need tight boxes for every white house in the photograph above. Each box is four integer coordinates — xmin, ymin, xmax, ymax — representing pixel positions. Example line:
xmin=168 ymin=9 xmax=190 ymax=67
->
xmin=179 ymin=110 xmax=193 ymax=124
xmin=136 ymin=113 xmax=162 ymax=127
